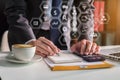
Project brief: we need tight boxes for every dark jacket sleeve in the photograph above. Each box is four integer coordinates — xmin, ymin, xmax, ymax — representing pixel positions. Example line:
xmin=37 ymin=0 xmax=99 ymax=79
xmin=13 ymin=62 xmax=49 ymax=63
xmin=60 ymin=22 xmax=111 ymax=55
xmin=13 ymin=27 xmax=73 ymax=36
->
xmin=5 ymin=0 xmax=36 ymax=47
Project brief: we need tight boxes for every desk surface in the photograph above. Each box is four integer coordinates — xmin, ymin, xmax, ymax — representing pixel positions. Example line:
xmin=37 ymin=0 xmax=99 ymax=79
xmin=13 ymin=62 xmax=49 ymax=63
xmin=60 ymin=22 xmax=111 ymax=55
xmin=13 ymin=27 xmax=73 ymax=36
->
xmin=0 ymin=45 xmax=120 ymax=80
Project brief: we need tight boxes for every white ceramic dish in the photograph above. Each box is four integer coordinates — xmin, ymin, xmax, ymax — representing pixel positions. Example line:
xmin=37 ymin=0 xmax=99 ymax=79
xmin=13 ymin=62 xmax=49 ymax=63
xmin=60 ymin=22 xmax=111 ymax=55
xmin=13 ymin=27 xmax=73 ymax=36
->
xmin=6 ymin=54 xmax=42 ymax=64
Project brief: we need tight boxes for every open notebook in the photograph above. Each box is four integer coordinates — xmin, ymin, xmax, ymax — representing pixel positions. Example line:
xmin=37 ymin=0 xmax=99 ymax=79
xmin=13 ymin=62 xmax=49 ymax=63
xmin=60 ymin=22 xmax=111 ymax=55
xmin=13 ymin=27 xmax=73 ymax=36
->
xmin=45 ymin=50 xmax=113 ymax=71
xmin=47 ymin=51 xmax=82 ymax=64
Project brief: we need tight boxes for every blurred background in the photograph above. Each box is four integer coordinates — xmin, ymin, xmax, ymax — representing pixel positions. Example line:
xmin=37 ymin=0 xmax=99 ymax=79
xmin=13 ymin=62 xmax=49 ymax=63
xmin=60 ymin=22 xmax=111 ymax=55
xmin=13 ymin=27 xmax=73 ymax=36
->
xmin=92 ymin=0 xmax=120 ymax=46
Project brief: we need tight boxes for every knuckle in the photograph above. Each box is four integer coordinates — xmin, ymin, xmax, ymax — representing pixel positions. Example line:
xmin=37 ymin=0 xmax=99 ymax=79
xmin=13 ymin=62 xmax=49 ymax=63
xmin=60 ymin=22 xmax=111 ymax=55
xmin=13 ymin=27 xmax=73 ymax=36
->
xmin=46 ymin=46 xmax=50 ymax=49
xmin=87 ymin=42 xmax=91 ymax=46
xmin=82 ymin=39 xmax=86 ymax=42
xmin=81 ymin=40 xmax=86 ymax=45
xmin=48 ymin=41 xmax=53 ymax=45
xmin=93 ymin=43 xmax=96 ymax=45
xmin=39 ymin=37 xmax=45 ymax=40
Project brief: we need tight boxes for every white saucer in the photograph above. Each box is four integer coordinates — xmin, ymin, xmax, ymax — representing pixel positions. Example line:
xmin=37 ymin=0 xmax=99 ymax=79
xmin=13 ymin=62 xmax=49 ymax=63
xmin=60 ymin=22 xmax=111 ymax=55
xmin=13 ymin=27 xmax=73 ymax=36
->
xmin=6 ymin=54 xmax=42 ymax=64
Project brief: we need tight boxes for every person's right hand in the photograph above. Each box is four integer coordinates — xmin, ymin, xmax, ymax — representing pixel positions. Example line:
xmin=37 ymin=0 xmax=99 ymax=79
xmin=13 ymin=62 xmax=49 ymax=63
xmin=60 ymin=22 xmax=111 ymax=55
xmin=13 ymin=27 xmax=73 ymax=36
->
xmin=35 ymin=37 xmax=60 ymax=57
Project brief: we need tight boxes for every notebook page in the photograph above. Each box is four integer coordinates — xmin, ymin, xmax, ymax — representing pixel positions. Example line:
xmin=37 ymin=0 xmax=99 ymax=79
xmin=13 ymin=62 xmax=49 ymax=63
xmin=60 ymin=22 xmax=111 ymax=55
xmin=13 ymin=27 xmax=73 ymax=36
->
xmin=47 ymin=51 xmax=82 ymax=64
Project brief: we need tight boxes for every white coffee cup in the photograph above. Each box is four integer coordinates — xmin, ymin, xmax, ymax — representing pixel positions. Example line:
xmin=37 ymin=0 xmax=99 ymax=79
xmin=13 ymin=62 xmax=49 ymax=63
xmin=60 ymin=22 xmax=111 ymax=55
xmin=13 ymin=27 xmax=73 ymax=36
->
xmin=12 ymin=44 xmax=36 ymax=61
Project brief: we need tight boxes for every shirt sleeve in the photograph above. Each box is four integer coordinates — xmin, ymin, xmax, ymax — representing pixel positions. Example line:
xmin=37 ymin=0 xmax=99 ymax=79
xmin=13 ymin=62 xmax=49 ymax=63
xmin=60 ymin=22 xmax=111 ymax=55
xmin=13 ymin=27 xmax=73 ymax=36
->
xmin=25 ymin=39 xmax=36 ymax=45
xmin=5 ymin=0 xmax=36 ymax=47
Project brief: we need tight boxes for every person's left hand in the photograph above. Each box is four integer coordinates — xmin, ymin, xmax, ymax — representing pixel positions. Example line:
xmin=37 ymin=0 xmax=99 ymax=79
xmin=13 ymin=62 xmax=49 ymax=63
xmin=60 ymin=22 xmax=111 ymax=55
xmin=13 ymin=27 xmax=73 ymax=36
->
xmin=70 ymin=39 xmax=100 ymax=55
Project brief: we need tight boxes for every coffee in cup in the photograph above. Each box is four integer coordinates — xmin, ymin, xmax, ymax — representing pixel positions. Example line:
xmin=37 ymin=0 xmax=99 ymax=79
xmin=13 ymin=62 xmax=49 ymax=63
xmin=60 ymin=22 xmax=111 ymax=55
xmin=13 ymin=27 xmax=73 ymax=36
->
xmin=12 ymin=44 xmax=36 ymax=61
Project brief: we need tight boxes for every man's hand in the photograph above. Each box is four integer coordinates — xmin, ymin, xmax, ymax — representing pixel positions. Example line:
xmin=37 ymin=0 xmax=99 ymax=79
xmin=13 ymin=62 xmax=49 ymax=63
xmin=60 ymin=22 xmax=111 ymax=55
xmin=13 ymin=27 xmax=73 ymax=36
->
xmin=35 ymin=37 xmax=60 ymax=57
xmin=27 ymin=37 xmax=60 ymax=57
xmin=70 ymin=39 xmax=100 ymax=55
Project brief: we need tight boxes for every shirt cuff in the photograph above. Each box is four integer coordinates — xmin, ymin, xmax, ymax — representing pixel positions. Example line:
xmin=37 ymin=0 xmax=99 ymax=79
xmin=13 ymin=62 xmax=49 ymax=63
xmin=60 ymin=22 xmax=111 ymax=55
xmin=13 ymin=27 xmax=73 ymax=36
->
xmin=25 ymin=39 xmax=36 ymax=44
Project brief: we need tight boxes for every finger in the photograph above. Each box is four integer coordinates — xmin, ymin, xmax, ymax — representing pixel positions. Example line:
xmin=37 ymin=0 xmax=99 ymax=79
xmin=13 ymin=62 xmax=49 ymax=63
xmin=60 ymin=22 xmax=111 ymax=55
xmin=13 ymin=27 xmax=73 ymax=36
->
xmin=79 ymin=39 xmax=87 ymax=54
xmin=36 ymin=38 xmax=55 ymax=55
xmin=37 ymin=41 xmax=55 ymax=56
xmin=36 ymin=50 xmax=47 ymax=58
xmin=39 ymin=37 xmax=59 ymax=53
xmin=95 ymin=46 xmax=101 ymax=54
xmin=85 ymin=41 xmax=92 ymax=55
xmin=57 ymin=48 xmax=61 ymax=52
xmin=90 ymin=43 xmax=97 ymax=54
xmin=36 ymin=40 xmax=54 ymax=55
xmin=70 ymin=44 xmax=77 ymax=52
xmin=36 ymin=46 xmax=50 ymax=55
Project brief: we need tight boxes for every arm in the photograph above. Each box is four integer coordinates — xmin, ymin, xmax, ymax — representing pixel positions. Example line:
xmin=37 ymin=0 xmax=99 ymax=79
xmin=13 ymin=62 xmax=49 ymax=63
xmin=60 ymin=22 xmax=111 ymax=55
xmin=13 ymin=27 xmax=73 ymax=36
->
xmin=4 ymin=0 xmax=60 ymax=57
xmin=5 ymin=0 xmax=36 ymax=48
xmin=71 ymin=0 xmax=100 ymax=55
